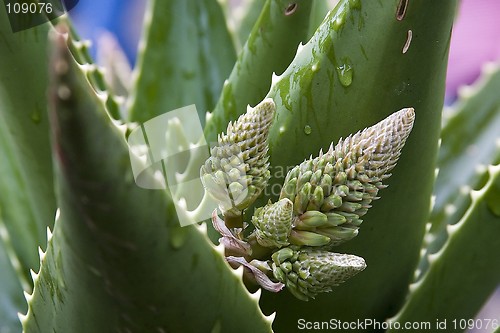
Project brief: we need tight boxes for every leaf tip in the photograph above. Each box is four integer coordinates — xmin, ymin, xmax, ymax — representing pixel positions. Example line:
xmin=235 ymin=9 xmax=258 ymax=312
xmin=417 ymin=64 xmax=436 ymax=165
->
xmin=196 ymin=222 xmax=208 ymax=235
xmin=38 ymin=246 xmax=46 ymax=261
xmin=430 ymin=195 xmax=436 ymax=211
xmin=17 ymin=312 xmax=28 ymax=324
xmin=271 ymin=72 xmax=280 ymax=86
xmin=250 ymin=288 xmax=262 ymax=302
xmin=23 ymin=291 xmax=33 ymax=303
xmin=214 ymin=242 xmax=225 ymax=256
xmin=265 ymin=312 xmax=276 ymax=325
xmin=205 ymin=110 xmax=213 ymax=123
xmin=29 ymin=269 xmax=39 ymax=282
xmin=46 ymin=227 xmax=53 ymax=241
xmin=427 ymin=251 xmax=440 ymax=265
xmin=446 ymin=221 xmax=461 ymax=236
xmin=232 ymin=265 xmax=245 ymax=279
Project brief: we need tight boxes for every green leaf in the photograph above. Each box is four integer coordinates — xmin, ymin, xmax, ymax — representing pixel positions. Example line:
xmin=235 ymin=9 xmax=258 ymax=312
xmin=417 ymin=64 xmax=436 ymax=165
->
xmin=128 ymin=0 xmax=236 ymax=125
xmin=232 ymin=0 xmax=266 ymax=50
xmin=22 ymin=28 xmax=273 ymax=333
xmin=0 ymin=214 xmax=24 ymax=333
xmin=308 ymin=0 xmax=330 ymax=38
xmin=97 ymin=32 xmax=133 ymax=98
xmin=0 ymin=11 xmax=56 ymax=287
xmin=423 ymin=62 xmax=500 ymax=264
xmin=258 ymin=0 xmax=457 ymax=329
xmin=388 ymin=164 xmax=500 ymax=330
xmin=407 ymin=62 xmax=500 ymax=328
xmin=204 ymin=0 xmax=314 ymax=142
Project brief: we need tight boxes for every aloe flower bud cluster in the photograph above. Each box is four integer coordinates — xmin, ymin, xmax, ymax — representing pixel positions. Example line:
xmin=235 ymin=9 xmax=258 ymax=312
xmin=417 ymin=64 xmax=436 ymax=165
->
xmin=205 ymin=99 xmax=415 ymax=301
xmin=252 ymin=198 xmax=294 ymax=248
xmin=201 ymin=98 xmax=275 ymax=219
xmin=254 ymin=108 xmax=416 ymax=249
xmin=271 ymin=246 xmax=366 ymax=301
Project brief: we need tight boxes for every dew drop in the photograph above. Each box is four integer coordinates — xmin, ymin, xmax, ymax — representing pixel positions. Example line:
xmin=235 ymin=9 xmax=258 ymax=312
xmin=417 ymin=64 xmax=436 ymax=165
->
xmin=30 ymin=110 xmax=41 ymax=124
xmin=169 ymin=227 xmax=187 ymax=249
xmin=304 ymin=125 xmax=312 ymax=135
xmin=333 ymin=16 xmax=345 ymax=31
xmin=336 ymin=59 xmax=353 ymax=87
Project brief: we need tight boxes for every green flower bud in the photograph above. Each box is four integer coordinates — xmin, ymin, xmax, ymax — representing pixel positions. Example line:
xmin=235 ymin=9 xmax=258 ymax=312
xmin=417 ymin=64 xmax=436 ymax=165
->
xmin=271 ymin=247 xmax=366 ymax=301
xmin=278 ymin=108 xmax=415 ymax=247
xmin=321 ymin=194 xmax=343 ymax=211
xmin=325 ymin=212 xmax=347 ymax=226
xmin=297 ymin=211 xmax=328 ymax=227
xmin=294 ymin=182 xmax=312 ymax=215
xmin=306 ymin=186 xmax=324 ymax=211
xmin=201 ymin=98 xmax=275 ymax=217
xmin=280 ymin=177 xmax=298 ymax=202
xmin=252 ymin=198 xmax=294 ymax=248
xmin=315 ymin=226 xmax=359 ymax=245
xmin=288 ymin=230 xmax=331 ymax=247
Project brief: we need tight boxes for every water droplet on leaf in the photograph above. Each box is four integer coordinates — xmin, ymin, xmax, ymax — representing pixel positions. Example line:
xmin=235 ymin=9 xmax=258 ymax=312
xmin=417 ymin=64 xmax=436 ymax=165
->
xmin=31 ymin=110 xmax=41 ymax=124
xmin=169 ymin=227 xmax=187 ymax=249
xmin=333 ymin=16 xmax=345 ymax=31
xmin=336 ymin=59 xmax=353 ymax=87
xmin=304 ymin=125 xmax=312 ymax=135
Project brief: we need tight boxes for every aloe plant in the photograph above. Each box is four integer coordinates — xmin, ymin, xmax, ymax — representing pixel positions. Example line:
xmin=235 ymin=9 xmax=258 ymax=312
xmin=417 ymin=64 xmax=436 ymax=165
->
xmin=0 ymin=0 xmax=499 ymax=332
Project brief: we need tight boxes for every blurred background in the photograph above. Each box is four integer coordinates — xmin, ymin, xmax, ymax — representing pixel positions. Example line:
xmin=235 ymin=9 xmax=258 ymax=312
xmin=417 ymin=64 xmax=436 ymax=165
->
xmin=68 ymin=0 xmax=500 ymax=331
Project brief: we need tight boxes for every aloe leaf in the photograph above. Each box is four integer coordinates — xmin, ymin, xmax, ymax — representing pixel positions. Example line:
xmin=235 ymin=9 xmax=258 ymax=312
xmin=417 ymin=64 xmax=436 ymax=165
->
xmin=0 ymin=12 xmax=56 ymax=287
xmin=408 ymin=61 xmax=500 ymax=329
xmin=232 ymin=0 xmax=266 ymax=50
xmin=97 ymin=32 xmax=132 ymax=98
xmin=128 ymin=0 xmax=236 ymax=125
xmin=420 ymin=62 xmax=500 ymax=274
xmin=257 ymin=0 xmax=457 ymax=328
xmin=307 ymin=0 xmax=330 ymax=38
xmin=22 ymin=28 xmax=273 ymax=332
xmin=388 ymin=164 xmax=500 ymax=329
xmin=204 ymin=0 xmax=314 ymax=142
xmin=57 ymin=18 xmax=124 ymax=121
xmin=0 ymin=215 xmax=24 ymax=333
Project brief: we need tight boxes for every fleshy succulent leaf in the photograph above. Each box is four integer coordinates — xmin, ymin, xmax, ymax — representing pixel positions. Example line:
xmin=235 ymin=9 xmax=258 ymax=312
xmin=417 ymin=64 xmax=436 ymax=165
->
xmin=308 ymin=0 xmax=331 ymax=38
xmin=97 ymin=32 xmax=132 ymax=98
xmin=0 ymin=215 xmax=25 ymax=333
xmin=418 ymin=62 xmax=500 ymax=278
xmin=407 ymin=61 xmax=500 ymax=326
xmin=259 ymin=0 xmax=458 ymax=328
xmin=388 ymin=164 xmax=500 ymax=330
xmin=128 ymin=0 xmax=236 ymax=125
xmin=0 ymin=9 xmax=56 ymax=291
xmin=22 ymin=27 xmax=273 ymax=333
xmin=204 ymin=0 xmax=314 ymax=142
xmin=231 ymin=0 xmax=266 ymax=50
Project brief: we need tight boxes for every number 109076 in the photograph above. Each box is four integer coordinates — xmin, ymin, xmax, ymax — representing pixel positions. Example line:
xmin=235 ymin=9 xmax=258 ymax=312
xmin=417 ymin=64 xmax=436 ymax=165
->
xmin=5 ymin=2 xmax=53 ymax=14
